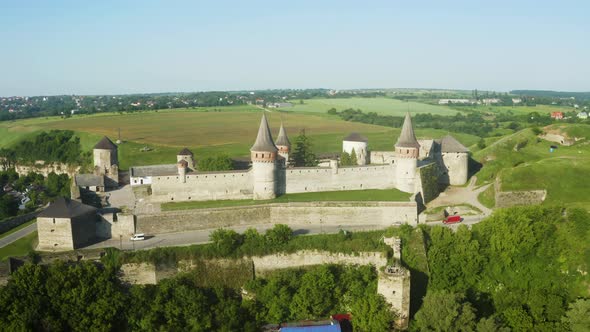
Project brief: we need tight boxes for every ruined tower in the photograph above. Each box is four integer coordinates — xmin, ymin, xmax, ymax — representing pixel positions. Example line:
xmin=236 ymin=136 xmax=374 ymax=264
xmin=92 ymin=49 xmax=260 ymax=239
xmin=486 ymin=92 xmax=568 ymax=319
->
xmin=394 ymin=113 xmax=419 ymax=193
xmin=275 ymin=123 xmax=291 ymax=166
xmin=378 ymin=263 xmax=411 ymax=330
xmin=177 ymin=147 xmax=195 ymax=170
xmin=251 ymin=114 xmax=278 ymax=200
xmin=93 ymin=136 xmax=119 ymax=184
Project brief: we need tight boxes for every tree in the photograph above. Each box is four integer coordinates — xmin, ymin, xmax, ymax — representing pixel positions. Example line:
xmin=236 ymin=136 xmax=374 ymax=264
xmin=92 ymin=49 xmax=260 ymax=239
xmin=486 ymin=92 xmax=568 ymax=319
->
xmin=197 ymin=155 xmax=233 ymax=171
xmin=349 ymin=148 xmax=358 ymax=165
xmin=350 ymin=293 xmax=394 ymax=332
xmin=414 ymin=290 xmax=477 ymax=332
xmin=562 ymin=299 xmax=590 ymax=332
xmin=290 ymin=265 xmax=336 ymax=319
xmin=477 ymin=138 xmax=486 ymax=149
xmin=290 ymin=130 xmax=317 ymax=167
xmin=209 ymin=228 xmax=243 ymax=256
xmin=340 ymin=151 xmax=352 ymax=166
xmin=265 ymin=224 xmax=293 ymax=247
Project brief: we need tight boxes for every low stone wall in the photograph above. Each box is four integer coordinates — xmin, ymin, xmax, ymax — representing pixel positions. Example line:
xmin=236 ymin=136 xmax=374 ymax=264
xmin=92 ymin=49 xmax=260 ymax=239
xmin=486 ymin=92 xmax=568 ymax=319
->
xmin=0 ymin=162 xmax=81 ymax=177
xmin=495 ymin=190 xmax=547 ymax=208
xmin=136 ymin=201 xmax=418 ymax=235
xmin=0 ymin=211 xmax=39 ymax=234
xmin=252 ymin=250 xmax=387 ymax=276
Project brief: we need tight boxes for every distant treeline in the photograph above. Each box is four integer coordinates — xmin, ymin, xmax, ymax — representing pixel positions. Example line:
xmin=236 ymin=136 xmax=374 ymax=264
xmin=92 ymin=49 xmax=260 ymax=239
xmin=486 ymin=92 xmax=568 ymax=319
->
xmin=511 ymin=90 xmax=590 ymax=101
xmin=328 ymin=108 xmax=562 ymax=138
xmin=0 ymin=130 xmax=90 ymax=166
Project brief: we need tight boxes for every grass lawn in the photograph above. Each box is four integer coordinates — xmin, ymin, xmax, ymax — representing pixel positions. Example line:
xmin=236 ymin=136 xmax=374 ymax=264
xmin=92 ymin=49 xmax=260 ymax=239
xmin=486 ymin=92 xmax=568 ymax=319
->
xmin=162 ymin=188 xmax=412 ymax=211
xmin=477 ymin=185 xmax=496 ymax=209
xmin=281 ymin=97 xmax=460 ymax=116
xmin=0 ymin=231 xmax=37 ymax=261
xmin=473 ymin=124 xmax=590 ymax=209
xmin=0 ymin=219 xmax=36 ymax=238
xmin=0 ymin=107 xmax=480 ymax=170
xmin=465 ymin=104 xmax=574 ymax=116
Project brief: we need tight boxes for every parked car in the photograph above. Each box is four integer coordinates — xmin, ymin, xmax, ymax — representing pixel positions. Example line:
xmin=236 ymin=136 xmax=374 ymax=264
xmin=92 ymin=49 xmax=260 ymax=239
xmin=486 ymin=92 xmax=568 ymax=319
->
xmin=130 ymin=233 xmax=145 ymax=241
xmin=443 ymin=215 xmax=462 ymax=224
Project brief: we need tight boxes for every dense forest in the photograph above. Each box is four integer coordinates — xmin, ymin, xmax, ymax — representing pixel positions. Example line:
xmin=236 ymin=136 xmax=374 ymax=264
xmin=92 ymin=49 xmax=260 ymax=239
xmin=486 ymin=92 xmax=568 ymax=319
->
xmin=0 ymin=206 xmax=588 ymax=331
xmin=0 ymin=130 xmax=90 ymax=167
xmin=0 ymin=261 xmax=390 ymax=331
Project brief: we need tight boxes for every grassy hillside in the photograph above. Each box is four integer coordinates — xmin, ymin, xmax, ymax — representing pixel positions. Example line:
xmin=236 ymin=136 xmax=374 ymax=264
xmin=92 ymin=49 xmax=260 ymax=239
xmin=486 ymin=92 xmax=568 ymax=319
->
xmin=474 ymin=124 xmax=590 ymax=209
xmin=0 ymin=107 xmax=480 ymax=170
xmin=281 ymin=97 xmax=460 ymax=116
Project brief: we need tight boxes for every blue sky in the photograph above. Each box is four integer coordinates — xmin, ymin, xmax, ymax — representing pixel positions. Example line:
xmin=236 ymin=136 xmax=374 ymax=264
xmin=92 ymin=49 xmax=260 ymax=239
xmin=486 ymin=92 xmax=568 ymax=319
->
xmin=0 ymin=0 xmax=588 ymax=96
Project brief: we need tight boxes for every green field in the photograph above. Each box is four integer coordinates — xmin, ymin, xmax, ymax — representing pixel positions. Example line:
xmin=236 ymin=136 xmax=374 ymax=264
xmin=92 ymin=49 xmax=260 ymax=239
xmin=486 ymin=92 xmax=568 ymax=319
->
xmin=0 ymin=107 xmax=480 ymax=170
xmin=281 ymin=97 xmax=461 ymax=116
xmin=474 ymin=124 xmax=590 ymax=209
xmin=162 ymin=188 xmax=412 ymax=211
xmin=0 ymin=231 xmax=37 ymax=261
xmin=468 ymin=104 xmax=574 ymax=116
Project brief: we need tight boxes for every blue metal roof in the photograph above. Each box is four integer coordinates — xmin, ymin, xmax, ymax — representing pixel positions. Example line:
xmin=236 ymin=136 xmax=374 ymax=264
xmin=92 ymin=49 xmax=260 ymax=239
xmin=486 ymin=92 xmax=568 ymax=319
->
xmin=280 ymin=324 xmax=341 ymax=332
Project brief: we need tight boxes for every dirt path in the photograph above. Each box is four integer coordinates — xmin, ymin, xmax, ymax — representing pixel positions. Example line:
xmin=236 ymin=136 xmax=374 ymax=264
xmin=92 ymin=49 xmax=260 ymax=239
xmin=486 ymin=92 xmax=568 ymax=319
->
xmin=426 ymin=176 xmax=493 ymax=216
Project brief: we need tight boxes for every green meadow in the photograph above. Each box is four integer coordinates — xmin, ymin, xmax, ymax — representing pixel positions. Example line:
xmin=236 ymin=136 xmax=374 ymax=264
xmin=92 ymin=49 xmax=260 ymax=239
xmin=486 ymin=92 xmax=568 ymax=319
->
xmin=474 ymin=124 xmax=590 ymax=209
xmin=281 ymin=97 xmax=461 ymax=116
xmin=0 ymin=107 xmax=479 ymax=170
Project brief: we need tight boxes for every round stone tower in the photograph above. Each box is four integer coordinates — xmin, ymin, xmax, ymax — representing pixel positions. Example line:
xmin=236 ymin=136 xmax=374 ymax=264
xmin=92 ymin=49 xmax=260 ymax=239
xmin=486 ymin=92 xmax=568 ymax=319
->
xmin=251 ymin=114 xmax=278 ymax=200
xmin=177 ymin=159 xmax=188 ymax=183
xmin=343 ymin=132 xmax=369 ymax=165
xmin=275 ymin=123 xmax=291 ymax=166
xmin=394 ymin=113 xmax=420 ymax=193
xmin=177 ymin=147 xmax=195 ymax=170
xmin=439 ymin=135 xmax=469 ymax=185
xmin=93 ymin=136 xmax=119 ymax=183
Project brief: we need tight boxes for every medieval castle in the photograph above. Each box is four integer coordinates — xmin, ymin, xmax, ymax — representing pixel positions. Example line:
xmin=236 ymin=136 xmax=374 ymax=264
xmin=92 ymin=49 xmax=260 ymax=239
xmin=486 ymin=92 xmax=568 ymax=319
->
xmin=123 ymin=112 xmax=469 ymax=203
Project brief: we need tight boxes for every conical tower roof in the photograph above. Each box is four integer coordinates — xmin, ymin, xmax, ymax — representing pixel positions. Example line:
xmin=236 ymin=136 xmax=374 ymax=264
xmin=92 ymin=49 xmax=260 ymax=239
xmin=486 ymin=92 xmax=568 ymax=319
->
xmin=94 ymin=136 xmax=117 ymax=150
xmin=250 ymin=113 xmax=278 ymax=152
xmin=275 ymin=123 xmax=291 ymax=147
xmin=395 ymin=113 xmax=420 ymax=149
xmin=178 ymin=147 xmax=193 ymax=156
xmin=440 ymin=135 xmax=469 ymax=153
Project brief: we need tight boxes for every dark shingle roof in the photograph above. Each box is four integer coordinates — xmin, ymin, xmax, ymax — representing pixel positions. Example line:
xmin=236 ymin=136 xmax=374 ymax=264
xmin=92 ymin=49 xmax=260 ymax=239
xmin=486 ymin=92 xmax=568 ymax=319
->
xmin=75 ymin=174 xmax=104 ymax=187
xmin=130 ymin=164 xmax=178 ymax=177
xmin=440 ymin=135 xmax=469 ymax=153
xmin=178 ymin=147 xmax=193 ymax=156
xmin=275 ymin=123 xmax=291 ymax=147
xmin=93 ymin=136 xmax=117 ymax=150
xmin=343 ymin=132 xmax=368 ymax=142
xmin=395 ymin=113 xmax=420 ymax=149
xmin=38 ymin=197 xmax=97 ymax=219
xmin=250 ymin=113 xmax=278 ymax=152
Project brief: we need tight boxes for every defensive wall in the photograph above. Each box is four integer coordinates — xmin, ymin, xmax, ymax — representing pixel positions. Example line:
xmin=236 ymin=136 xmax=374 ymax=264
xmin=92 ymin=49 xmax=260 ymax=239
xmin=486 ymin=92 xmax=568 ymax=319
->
xmin=148 ymin=162 xmax=412 ymax=203
xmin=135 ymin=201 xmax=419 ymax=235
xmin=0 ymin=161 xmax=81 ymax=177
xmin=0 ymin=210 xmax=39 ymax=234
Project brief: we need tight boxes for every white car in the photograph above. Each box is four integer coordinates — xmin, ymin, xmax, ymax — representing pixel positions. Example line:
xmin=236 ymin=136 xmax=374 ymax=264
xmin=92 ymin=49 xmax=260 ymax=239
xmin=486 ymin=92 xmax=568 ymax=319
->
xmin=130 ymin=233 xmax=145 ymax=241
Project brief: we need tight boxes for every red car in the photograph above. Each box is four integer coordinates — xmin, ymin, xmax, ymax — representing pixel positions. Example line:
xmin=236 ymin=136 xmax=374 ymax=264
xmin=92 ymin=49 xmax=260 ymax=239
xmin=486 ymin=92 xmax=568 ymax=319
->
xmin=443 ymin=215 xmax=462 ymax=224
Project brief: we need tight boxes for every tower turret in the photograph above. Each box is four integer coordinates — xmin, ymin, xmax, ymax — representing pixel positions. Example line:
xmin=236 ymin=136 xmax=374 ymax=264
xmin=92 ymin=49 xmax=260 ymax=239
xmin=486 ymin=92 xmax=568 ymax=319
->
xmin=93 ymin=136 xmax=119 ymax=185
xmin=394 ymin=113 xmax=419 ymax=192
xmin=250 ymin=114 xmax=278 ymax=200
xmin=275 ymin=123 xmax=291 ymax=166
xmin=177 ymin=147 xmax=195 ymax=170
xmin=177 ymin=159 xmax=188 ymax=183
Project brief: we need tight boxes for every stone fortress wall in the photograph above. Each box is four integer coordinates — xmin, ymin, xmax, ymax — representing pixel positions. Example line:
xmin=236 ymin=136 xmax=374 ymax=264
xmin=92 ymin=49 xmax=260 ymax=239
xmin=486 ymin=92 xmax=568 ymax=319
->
xmin=136 ymin=201 xmax=419 ymax=234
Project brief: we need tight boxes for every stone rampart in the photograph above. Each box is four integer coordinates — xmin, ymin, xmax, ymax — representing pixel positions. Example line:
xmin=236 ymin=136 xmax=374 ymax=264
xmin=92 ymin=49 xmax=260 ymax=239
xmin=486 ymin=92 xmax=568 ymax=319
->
xmin=494 ymin=178 xmax=547 ymax=208
xmin=251 ymin=250 xmax=387 ymax=275
xmin=1 ymin=162 xmax=81 ymax=177
xmin=136 ymin=201 xmax=418 ymax=234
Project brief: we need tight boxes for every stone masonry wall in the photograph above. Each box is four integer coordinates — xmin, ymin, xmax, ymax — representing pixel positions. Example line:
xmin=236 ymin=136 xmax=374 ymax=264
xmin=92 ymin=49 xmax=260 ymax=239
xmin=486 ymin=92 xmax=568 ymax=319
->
xmin=150 ymin=170 xmax=253 ymax=202
xmin=284 ymin=164 xmax=396 ymax=193
xmin=136 ymin=201 xmax=418 ymax=235
xmin=495 ymin=178 xmax=547 ymax=208
xmin=251 ymin=250 xmax=387 ymax=276
xmin=0 ymin=162 xmax=81 ymax=177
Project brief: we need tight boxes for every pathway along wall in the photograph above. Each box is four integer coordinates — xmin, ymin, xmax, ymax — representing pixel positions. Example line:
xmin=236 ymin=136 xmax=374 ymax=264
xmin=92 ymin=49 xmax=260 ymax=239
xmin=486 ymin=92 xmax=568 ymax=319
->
xmin=135 ymin=201 xmax=418 ymax=234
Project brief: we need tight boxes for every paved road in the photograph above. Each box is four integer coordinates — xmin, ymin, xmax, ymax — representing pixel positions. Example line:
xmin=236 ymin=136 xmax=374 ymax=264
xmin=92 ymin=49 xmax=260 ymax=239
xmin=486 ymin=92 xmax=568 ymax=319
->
xmin=0 ymin=222 xmax=37 ymax=248
xmin=85 ymin=223 xmax=390 ymax=251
